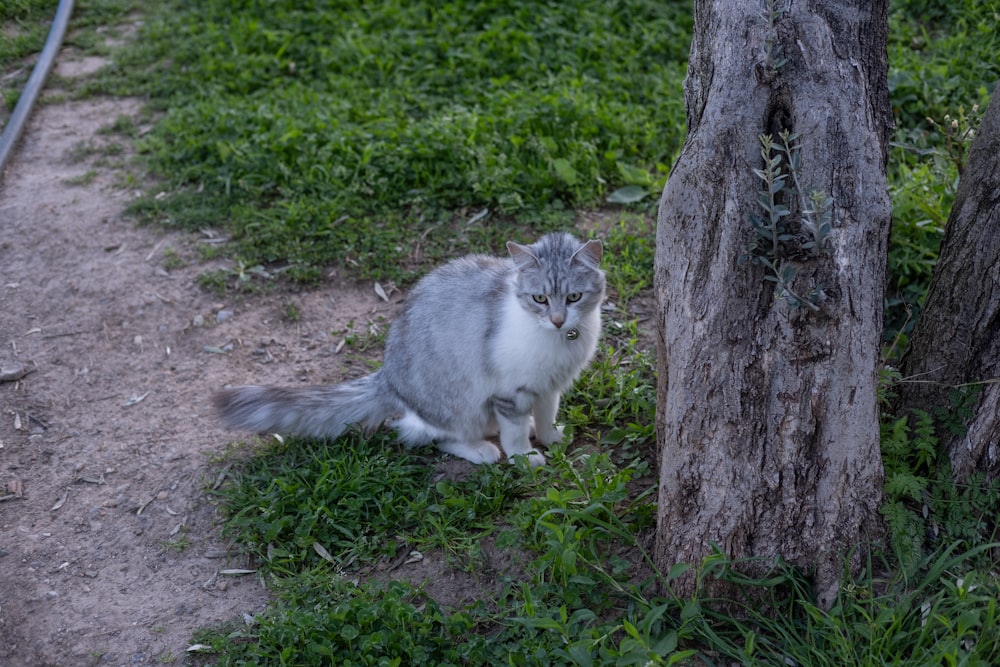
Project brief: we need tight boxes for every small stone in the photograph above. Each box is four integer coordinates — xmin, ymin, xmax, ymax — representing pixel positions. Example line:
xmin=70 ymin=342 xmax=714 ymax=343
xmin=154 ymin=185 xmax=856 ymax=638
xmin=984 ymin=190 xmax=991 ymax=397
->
xmin=192 ymin=314 xmax=205 ymax=327
xmin=215 ymin=309 xmax=234 ymax=323
xmin=0 ymin=362 xmax=30 ymax=382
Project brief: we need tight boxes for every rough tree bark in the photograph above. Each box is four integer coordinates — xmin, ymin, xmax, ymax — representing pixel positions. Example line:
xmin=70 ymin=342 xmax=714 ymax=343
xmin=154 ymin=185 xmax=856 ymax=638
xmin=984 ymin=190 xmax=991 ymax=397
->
xmin=897 ymin=88 xmax=1000 ymax=482
xmin=654 ymin=0 xmax=892 ymax=607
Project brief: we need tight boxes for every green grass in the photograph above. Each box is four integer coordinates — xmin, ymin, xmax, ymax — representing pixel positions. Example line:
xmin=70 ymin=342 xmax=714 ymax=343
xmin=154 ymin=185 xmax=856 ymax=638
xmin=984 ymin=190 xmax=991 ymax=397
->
xmin=201 ymin=439 xmax=679 ymax=666
xmin=684 ymin=545 xmax=1000 ymax=666
xmin=83 ymin=0 xmax=690 ymax=283
xmin=884 ymin=0 xmax=999 ymax=349
xmin=218 ymin=431 xmax=532 ymax=573
xmin=0 ymin=0 xmax=58 ymax=114
xmin=199 ymin=391 xmax=1000 ymax=665
xmin=0 ymin=0 xmax=59 ymax=68
xmin=0 ymin=0 xmax=139 ymax=70
xmin=1 ymin=0 xmax=140 ymax=117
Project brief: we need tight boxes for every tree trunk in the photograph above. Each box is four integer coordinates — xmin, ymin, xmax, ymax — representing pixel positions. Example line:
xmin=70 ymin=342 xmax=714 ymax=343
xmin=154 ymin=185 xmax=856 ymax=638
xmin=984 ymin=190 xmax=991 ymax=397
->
xmin=897 ymin=88 xmax=1000 ymax=482
xmin=654 ymin=0 xmax=891 ymax=608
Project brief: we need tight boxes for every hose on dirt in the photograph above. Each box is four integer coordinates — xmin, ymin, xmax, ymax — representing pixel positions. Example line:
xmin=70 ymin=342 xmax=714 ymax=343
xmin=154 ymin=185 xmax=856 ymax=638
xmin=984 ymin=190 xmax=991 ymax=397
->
xmin=0 ymin=0 xmax=75 ymax=178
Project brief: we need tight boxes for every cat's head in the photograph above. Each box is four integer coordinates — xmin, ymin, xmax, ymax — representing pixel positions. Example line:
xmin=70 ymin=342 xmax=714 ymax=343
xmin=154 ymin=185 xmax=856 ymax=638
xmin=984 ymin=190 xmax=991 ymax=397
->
xmin=507 ymin=233 xmax=606 ymax=332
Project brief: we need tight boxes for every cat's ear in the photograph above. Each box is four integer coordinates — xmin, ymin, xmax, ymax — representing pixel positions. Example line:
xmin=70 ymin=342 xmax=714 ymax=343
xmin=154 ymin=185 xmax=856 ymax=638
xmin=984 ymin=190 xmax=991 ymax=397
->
xmin=507 ymin=241 xmax=540 ymax=270
xmin=571 ymin=239 xmax=603 ymax=268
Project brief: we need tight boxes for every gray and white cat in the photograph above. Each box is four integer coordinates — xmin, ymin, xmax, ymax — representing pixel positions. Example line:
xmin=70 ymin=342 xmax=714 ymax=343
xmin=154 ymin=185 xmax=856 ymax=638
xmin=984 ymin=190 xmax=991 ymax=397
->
xmin=214 ymin=232 xmax=605 ymax=467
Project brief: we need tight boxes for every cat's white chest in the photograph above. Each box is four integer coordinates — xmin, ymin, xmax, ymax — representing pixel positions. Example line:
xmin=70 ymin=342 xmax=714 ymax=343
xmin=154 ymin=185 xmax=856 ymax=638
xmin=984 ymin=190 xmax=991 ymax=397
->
xmin=490 ymin=294 xmax=597 ymax=393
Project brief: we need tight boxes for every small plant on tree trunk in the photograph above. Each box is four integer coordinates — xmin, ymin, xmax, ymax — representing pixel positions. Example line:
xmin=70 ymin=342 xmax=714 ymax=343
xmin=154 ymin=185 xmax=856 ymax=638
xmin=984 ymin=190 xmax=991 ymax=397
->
xmin=742 ymin=129 xmax=834 ymax=311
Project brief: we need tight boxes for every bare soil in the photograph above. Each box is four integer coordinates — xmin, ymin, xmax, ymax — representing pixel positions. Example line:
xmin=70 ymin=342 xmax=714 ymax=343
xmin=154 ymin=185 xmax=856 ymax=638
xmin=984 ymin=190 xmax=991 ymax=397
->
xmin=0 ymin=49 xmax=405 ymax=665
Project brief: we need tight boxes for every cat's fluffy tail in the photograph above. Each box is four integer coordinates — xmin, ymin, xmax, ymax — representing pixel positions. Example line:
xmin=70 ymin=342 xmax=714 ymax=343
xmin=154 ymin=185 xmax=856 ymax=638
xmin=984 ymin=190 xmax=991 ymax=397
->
xmin=214 ymin=372 xmax=393 ymax=439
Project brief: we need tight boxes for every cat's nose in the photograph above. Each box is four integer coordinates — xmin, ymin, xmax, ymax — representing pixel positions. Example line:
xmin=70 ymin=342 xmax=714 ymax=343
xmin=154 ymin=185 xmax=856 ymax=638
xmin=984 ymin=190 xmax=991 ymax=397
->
xmin=551 ymin=314 xmax=565 ymax=328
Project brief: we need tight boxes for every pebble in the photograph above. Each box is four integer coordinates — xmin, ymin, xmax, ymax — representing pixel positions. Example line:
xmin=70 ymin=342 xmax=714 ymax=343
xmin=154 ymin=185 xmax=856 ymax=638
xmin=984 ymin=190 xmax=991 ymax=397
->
xmin=216 ymin=309 xmax=234 ymax=322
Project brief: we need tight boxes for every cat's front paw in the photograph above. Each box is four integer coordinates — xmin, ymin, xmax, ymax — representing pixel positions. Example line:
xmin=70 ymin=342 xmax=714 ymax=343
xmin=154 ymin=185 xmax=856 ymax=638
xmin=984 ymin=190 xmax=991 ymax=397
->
xmin=534 ymin=423 xmax=565 ymax=446
xmin=508 ymin=449 xmax=547 ymax=468
xmin=436 ymin=440 xmax=502 ymax=465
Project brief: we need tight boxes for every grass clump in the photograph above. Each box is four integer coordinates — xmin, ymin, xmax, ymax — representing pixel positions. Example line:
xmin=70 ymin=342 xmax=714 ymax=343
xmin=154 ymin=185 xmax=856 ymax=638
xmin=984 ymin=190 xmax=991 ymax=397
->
xmin=203 ymin=399 xmax=1000 ymax=666
xmin=196 ymin=576 xmax=489 ymax=666
xmin=883 ymin=0 xmax=998 ymax=348
xmin=1 ymin=0 xmax=58 ymax=115
xmin=680 ymin=546 xmax=1000 ymax=666
xmin=1 ymin=0 xmax=58 ymax=67
xmin=204 ymin=443 xmax=687 ymax=666
xmin=1 ymin=0 xmax=139 ymax=118
xmin=0 ymin=0 xmax=139 ymax=71
xmin=219 ymin=432 xmax=530 ymax=573
xmin=879 ymin=381 xmax=1000 ymax=576
xmin=88 ymin=0 xmax=690 ymax=283
xmin=601 ymin=214 xmax=657 ymax=305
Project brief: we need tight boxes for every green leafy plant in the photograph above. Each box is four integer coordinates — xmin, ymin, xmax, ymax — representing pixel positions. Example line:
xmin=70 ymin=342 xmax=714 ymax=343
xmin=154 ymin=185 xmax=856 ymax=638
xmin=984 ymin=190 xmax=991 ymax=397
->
xmin=883 ymin=0 xmax=997 ymax=350
xmin=885 ymin=103 xmax=986 ymax=352
xmin=562 ymin=323 xmax=657 ymax=462
xmin=194 ymin=577 xmax=491 ymax=666
xmin=742 ymin=130 xmax=833 ymax=311
xmin=881 ymin=408 xmax=938 ymax=571
xmin=602 ymin=215 xmax=656 ymax=306
xmin=879 ymin=383 xmax=999 ymax=574
xmin=761 ymin=0 xmax=789 ymax=75
xmin=217 ymin=431 xmax=532 ymax=573
xmin=680 ymin=545 xmax=1000 ymax=667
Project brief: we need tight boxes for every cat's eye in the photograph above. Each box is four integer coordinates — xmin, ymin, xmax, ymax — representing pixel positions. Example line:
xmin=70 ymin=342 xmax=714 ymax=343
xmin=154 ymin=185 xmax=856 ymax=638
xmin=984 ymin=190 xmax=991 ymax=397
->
xmin=532 ymin=294 xmax=548 ymax=304
xmin=566 ymin=292 xmax=583 ymax=303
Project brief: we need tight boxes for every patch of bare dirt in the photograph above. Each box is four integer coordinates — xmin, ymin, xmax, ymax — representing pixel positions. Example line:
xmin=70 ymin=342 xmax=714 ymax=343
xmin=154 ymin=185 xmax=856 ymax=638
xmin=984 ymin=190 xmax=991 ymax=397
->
xmin=0 ymin=49 xmax=400 ymax=665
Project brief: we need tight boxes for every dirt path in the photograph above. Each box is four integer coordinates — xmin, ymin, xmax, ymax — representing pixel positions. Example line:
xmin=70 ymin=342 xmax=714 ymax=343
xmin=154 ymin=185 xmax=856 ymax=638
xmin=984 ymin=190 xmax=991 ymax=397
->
xmin=0 ymin=50 xmax=390 ymax=665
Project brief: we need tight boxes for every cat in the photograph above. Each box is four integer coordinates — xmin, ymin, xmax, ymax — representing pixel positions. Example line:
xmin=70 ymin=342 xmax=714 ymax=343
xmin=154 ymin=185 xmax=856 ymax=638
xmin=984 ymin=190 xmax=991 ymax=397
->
xmin=214 ymin=232 xmax=605 ymax=467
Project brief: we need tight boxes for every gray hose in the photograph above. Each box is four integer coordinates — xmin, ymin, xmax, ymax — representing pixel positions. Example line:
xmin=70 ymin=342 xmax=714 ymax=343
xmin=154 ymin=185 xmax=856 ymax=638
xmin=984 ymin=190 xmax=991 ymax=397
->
xmin=0 ymin=0 xmax=75 ymax=178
